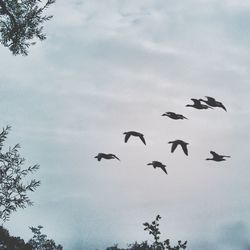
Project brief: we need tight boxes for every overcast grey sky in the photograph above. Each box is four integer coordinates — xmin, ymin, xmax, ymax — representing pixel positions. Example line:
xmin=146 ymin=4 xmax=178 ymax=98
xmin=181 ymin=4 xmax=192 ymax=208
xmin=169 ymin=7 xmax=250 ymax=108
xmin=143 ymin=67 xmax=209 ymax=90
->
xmin=1 ymin=0 xmax=250 ymax=249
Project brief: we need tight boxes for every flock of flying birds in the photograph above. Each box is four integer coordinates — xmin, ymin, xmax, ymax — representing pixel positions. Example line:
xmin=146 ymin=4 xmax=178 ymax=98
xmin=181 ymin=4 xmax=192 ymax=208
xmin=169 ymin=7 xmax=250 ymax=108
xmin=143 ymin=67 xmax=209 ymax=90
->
xmin=94 ymin=96 xmax=231 ymax=175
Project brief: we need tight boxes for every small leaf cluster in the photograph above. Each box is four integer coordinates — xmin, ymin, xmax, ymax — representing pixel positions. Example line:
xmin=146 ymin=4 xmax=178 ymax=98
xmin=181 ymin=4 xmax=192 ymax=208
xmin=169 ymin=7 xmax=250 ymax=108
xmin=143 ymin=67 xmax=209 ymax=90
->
xmin=0 ymin=0 xmax=56 ymax=55
xmin=143 ymin=215 xmax=187 ymax=250
xmin=0 ymin=125 xmax=40 ymax=222
xmin=28 ymin=225 xmax=63 ymax=250
xmin=105 ymin=215 xmax=187 ymax=250
xmin=143 ymin=215 xmax=162 ymax=246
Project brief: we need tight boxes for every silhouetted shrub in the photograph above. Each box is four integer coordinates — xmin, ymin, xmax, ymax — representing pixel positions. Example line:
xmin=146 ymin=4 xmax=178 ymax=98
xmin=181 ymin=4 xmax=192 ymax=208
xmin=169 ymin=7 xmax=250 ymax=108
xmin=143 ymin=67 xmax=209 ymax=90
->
xmin=0 ymin=226 xmax=32 ymax=250
xmin=0 ymin=225 xmax=63 ymax=250
xmin=106 ymin=215 xmax=187 ymax=250
xmin=28 ymin=225 xmax=63 ymax=250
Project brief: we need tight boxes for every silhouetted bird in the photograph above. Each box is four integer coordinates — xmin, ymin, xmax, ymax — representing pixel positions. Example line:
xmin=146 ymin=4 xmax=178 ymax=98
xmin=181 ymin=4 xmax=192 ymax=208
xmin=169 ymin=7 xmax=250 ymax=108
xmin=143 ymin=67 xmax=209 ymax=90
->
xmin=186 ymin=98 xmax=213 ymax=110
xmin=200 ymin=96 xmax=227 ymax=111
xmin=168 ymin=140 xmax=189 ymax=156
xmin=123 ymin=131 xmax=146 ymax=145
xmin=147 ymin=161 xmax=167 ymax=175
xmin=162 ymin=112 xmax=188 ymax=120
xmin=206 ymin=151 xmax=231 ymax=161
xmin=94 ymin=153 xmax=120 ymax=161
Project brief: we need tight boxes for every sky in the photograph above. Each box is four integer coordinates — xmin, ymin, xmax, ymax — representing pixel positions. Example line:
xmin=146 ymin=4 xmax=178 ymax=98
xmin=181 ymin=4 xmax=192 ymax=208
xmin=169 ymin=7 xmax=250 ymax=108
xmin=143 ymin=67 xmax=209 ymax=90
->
xmin=1 ymin=0 xmax=250 ymax=249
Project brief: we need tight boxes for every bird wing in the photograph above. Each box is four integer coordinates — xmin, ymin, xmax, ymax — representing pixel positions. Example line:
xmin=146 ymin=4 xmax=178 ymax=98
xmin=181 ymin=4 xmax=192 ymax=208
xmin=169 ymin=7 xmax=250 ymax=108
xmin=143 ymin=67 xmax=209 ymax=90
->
xmin=220 ymin=103 xmax=227 ymax=111
xmin=180 ymin=143 xmax=188 ymax=156
xmin=179 ymin=114 xmax=188 ymax=120
xmin=170 ymin=141 xmax=178 ymax=153
xmin=111 ymin=154 xmax=120 ymax=161
xmin=160 ymin=166 xmax=168 ymax=175
xmin=139 ymin=135 xmax=146 ymax=145
xmin=191 ymin=98 xmax=200 ymax=105
xmin=222 ymin=155 xmax=231 ymax=158
xmin=205 ymin=96 xmax=215 ymax=102
xmin=153 ymin=161 xmax=161 ymax=166
xmin=210 ymin=151 xmax=219 ymax=157
xmin=124 ymin=133 xmax=131 ymax=143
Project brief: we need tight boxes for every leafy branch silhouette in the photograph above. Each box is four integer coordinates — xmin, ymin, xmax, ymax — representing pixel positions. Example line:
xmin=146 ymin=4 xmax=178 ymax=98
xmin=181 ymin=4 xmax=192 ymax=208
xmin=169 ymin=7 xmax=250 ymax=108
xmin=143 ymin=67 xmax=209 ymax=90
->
xmin=0 ymin=125 xmax=40 ymax=221
xmin=28 ymin=225 xmax=63 ymax=250
xmin=106 ymin=215 xmax=187 ymax=250
xmin=0 ymin=0 xmax=56 ymax=55
xmin=143 ymin=215 xmax=187 ymax=250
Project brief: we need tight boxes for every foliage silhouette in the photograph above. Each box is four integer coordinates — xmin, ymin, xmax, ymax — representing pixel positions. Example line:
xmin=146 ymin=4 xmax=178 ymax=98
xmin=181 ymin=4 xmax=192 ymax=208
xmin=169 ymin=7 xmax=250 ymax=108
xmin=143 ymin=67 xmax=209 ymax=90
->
xmin=28 ymin=225 xmax=63 ymax=250
xmin=0 ymin=0 xmax=55 ymax=55
xmin=143 ymin=215 xmax=187 ymax=250
xmin=106 ymin=215 xmax=187 ymax=250
xmin=0 ymin=225 xmax=63 ymax=249
xmin=0 ymin=125 xmax=40 ymax=222
xmin=0 ymin=225 xmax=32 ymax=250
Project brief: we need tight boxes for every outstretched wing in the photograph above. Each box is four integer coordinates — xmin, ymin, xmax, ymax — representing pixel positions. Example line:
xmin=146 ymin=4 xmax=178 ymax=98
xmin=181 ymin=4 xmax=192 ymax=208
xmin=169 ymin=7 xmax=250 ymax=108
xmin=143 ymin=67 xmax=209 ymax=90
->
xmin=178 ymin=114 xmax=188 ymax=120
xmin=219 ymin=102 xmax=227 ymax=111
xmin=160 ymin=166 xmax=168 ymax=175
xmin=170 ymin=142 xmax=178 ymax=153
xmin=139 ymin=135 xmax=146 ymax=145
xmin=205 ymin=96 xmax=215 ymax=102
xmin=153 ymin=161 xmax=162 ymax=166
xmin=111 ymin=154 xmax=120 ymax=161
xmin=167 ymin=112 xmax=175 ymax=117
xmin=180 ymin=144 xmax=188 ymax=156
xmin=191 ymin=98 xmax=200 ymax=105
xmin=210 ymin=151 xmax=219 ymax=157
xmin=124 ymin=133 xmax=131 ymax=143
xmin=222 ymin=155 xmax=231 ymax=158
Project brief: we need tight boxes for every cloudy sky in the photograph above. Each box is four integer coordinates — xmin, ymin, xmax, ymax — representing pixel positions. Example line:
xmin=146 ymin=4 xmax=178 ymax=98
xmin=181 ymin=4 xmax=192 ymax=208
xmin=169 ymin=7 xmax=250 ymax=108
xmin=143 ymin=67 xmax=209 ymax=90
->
xmin=1 ymin=0 xmax=250 ymax=249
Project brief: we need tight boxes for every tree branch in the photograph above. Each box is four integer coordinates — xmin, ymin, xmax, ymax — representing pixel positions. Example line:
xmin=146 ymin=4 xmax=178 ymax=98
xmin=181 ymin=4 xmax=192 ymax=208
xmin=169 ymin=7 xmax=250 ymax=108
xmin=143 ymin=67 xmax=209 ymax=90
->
xmin=0 ymin=0 xmax=18 ymax=28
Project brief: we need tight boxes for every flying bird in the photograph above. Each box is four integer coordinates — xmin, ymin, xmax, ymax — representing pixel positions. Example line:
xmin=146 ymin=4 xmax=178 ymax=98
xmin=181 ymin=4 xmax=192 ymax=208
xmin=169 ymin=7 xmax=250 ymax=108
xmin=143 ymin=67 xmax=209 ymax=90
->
xmin=162 ymin=112 xmax=188 ymax=120
xmin=186 ymin=98 xmax=213 ymax=110
xmin=123 ymin=131 xmax=146 ymax=145
xmin=206 ymin=151 xmax=231 ymax=162
xmin=200 ymin=96 xmax=227 ymax=111
xmin=94 ymin=153 xmax=120 ymax=161
xmin=168 ymin=140 xmax=189 ymax=156
xmin=147 ymin=161 xmax=168 ymax=175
